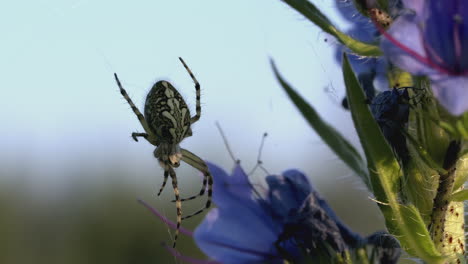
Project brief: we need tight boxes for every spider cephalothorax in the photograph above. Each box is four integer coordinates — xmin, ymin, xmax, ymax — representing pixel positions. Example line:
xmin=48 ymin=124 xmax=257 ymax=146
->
xmin=114 ymin=57 xmax=212 ymax=248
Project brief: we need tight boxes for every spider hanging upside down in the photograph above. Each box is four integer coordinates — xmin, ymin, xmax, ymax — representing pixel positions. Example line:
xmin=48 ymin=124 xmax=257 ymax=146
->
xmin=114 ymin=57 xmax=213 ymax=248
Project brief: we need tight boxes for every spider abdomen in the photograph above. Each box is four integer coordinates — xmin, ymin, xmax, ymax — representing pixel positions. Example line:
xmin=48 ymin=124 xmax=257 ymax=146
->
xmin=144 ymin=81 xmax=192 ymax=144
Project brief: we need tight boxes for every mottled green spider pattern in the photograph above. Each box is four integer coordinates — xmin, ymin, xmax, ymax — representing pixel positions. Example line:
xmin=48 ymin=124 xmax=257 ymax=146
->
xmin=114 ymin=57 xmax=212 ymax=248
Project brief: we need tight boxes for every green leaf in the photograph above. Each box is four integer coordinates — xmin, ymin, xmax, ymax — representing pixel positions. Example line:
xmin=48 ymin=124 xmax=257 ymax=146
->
xmin=403 ymin=130 xmax=446 ymax=175
xmin=270 ymin=60 xmax=369 ymax=188
xmin=281 ymin=0 xmax=382 ymax=56
xmin=397 ymin=205 xmax=446 ymax=262
xmin=342 ymin=53 xmax=445 ymax=263
xmin=437 ymin=111 xmax=468 ymax=139
xmin=410 ymin=78 xmax=451 ymax=165
xmin=453 ymin=150 xmax=468 ymax=191
xmin=451 ymin=111 xmax=468 ymax=139
xmin=342 ymin=52 xmax=400 ymax=199
xmin=449 ymin=189 xmax=468 ymax=202
xmin=404 ymin=141 xmax=441 ymax=221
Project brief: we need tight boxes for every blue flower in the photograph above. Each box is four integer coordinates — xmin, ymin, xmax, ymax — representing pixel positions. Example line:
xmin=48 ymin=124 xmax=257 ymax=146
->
xmin=381 ymin=0 xmax=468 ymax=115
xmin=193 ymin=162 xmax=391 ymax=263
xmin=139 ymin=162 xmax=402 ymax=263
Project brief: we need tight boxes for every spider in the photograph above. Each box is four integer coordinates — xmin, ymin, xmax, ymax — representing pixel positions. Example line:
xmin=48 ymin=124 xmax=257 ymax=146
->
xmin=114 ymin=57 xmax=213 ymax=248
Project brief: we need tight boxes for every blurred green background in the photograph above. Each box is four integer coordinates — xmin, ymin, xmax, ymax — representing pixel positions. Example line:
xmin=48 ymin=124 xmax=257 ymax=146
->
xmin=1 ymin=0 xmax=390 ymax=263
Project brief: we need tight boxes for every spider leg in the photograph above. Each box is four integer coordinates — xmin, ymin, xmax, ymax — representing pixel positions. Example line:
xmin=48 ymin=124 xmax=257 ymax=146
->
xmin=176 ymin=149 xmax=208 ymax=200
xmin=157 ymin=170 xmax=169 ymax=196
xmin=114 ymin=73 xmax=157 ymax=143
xmin=131 ymin=132 xmax=148 ymax=142
xmin=167 ymin=167 xmax=182 ymax=248
xmin=178 ymin=57 xmax=201 ymax=124
xmin=178 ymin=148 xmax=213 ymax=220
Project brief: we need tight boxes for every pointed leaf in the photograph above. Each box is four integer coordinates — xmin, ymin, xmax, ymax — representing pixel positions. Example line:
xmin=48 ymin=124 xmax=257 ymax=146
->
xmin=342 ymin=53 xmax=400 ymax=199
xmin=453 ymin=151 xmax=468 ymax=191
xmin=282 ymin=0 xmax=382 ymax=56
xmin=397 ymin=205 xmax=445 ymax=262
xmin=271 ymin=60 xmax=369 ymax=188
xmin=449 ymin=189 xmax=468 ymax=202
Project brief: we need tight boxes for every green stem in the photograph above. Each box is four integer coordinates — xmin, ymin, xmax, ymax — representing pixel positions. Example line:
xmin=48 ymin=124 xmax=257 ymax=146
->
xmin=430 ymin=141 xmax=466 ymax=262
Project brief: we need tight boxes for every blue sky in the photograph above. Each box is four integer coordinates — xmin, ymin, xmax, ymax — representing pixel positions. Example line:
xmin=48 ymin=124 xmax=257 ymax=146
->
xmin=0 ymin=0 xmax=385 ymax=234
xmin=0 ymin=0 xmax=363 ymax=186
xmin=1 ymin=0 xmax=362 ymax=182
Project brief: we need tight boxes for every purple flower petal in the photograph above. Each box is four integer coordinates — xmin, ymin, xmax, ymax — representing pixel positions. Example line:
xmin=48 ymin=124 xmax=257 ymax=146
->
xmin=424 ymin=1 xmax=468 ymax=73
xmin=208 ymin=162 xmax=280 ymax=228
xmin=207 ymin=162 xmax=255 ymax=208
xmin=194 ymin=208 xmax=282 ymax=264
xmin=381 ymin=0 xmax=468 ymax=115
xmin=403 ymin=0 xmax=426 ymax=16
xmin=266 ymin=170 xmax=311 ymax=219
xmin=195 ymin=164 xmax=287 ymax=263
xmin=194 ymin=163 xmax=373 ymax=263
xmin=381 ymin=14 xmax=436 ymax=75
xmin=430 ymin=75 xmax=468 ymax=115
